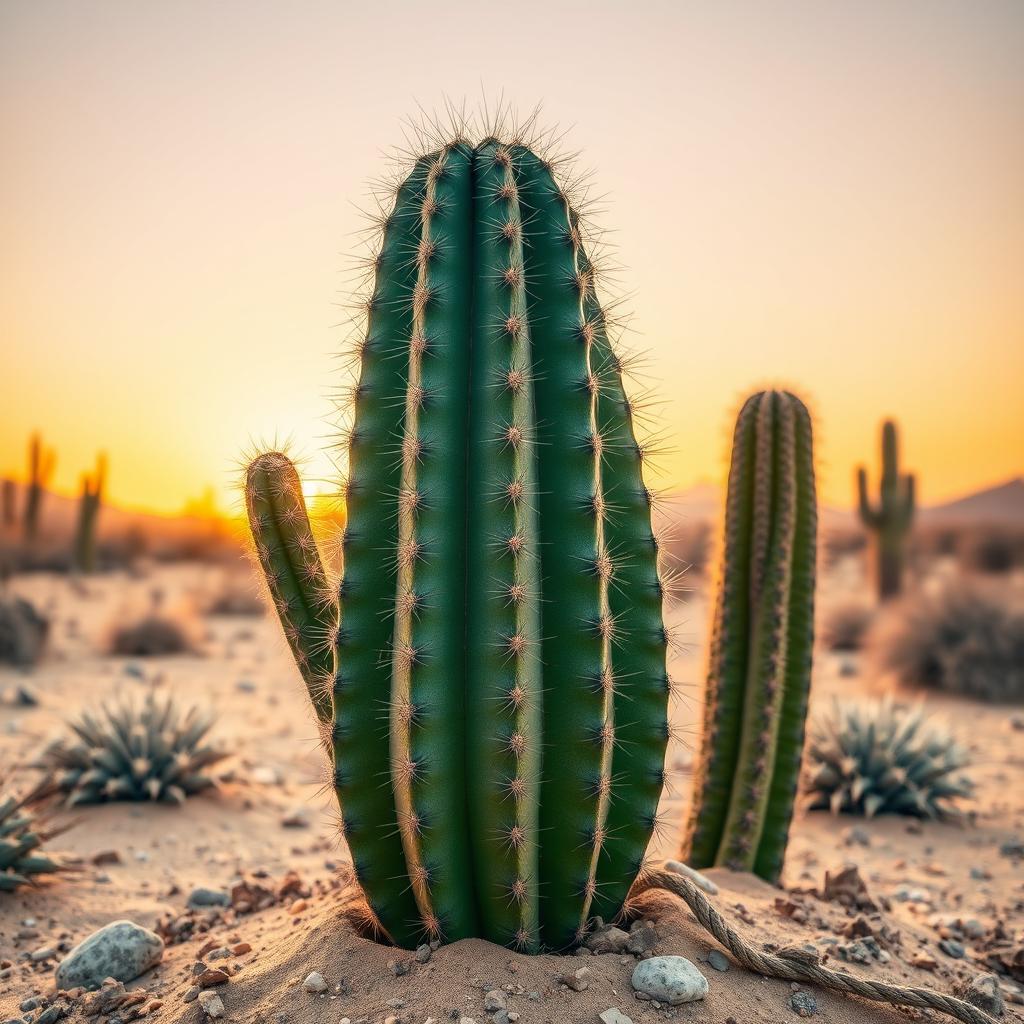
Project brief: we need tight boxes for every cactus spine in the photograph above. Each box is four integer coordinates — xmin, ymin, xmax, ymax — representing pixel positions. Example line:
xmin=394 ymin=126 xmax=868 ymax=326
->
xmin=857 ymin=420 xmax=915 ymax=600
xmin=245 ymin=133 xmax=669 ymax=952
xmin=73 ymin=454 xmax=106 ymax=573
xmin=684 ymin=391 xmax=817 ymax=883
xmin=23 ymin=433 xmax=55 ymax=543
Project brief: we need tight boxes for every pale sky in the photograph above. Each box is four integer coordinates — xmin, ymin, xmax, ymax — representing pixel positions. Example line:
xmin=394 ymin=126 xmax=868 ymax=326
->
xmin=2 ymin=0 xmax=1022 ymax=514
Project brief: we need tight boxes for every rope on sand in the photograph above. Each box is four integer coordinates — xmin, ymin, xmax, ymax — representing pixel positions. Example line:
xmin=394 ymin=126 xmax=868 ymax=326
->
xmin=634 ymin=869 xmax=998 ymax=1024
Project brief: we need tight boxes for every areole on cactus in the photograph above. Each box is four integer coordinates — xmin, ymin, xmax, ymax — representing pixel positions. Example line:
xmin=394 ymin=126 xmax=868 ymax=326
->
xmin=245 ymin=125 xmax=671 ymax=952
xmin=684 ymin=390 xmax=817 ymax=883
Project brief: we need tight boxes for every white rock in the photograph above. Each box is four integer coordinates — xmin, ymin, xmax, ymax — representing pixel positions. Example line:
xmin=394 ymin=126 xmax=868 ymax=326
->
xmin=631 ymin=955 xmax=709 ymax=1005
xmin=54 ymin=920 xmax=163 ymax=990
xmin=600 ymin=1010 xmax=636 ymax=1024
xmin=198 ymin=990 xmax=225 ymax=1018
xmin=302 ymin=970 xmax=328 ymax=993
xmin=663 ymin=860 xmax=719 ymax=895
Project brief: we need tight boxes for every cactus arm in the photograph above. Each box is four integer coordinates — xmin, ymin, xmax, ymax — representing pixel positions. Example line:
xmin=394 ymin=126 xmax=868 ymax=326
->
xmin=752 ymin=393 xmax=817 ymax=881
xmin=684 ymin=394 xmax=760 ymax=868
xmin=516 ymin=150 xmax=612 ymax=949
xmin=245 ymin=453 xmax=336 ymax=725
xmin=856 ymin=466 xmax=879 ymax=528
xmin=333 ymin=160 xmax=431 ymax=948
xmin=587 ymin=286 xmax=669 ymax=922
xmin=464 ymin=143 xmax=542 ymax=951
xmin=902 ymin=473 xmax=916 ymax=527
xmin=716 ymin=393 xmax=797 ymax=870
xmin=391 ymin=144 xmax=478 ymax=942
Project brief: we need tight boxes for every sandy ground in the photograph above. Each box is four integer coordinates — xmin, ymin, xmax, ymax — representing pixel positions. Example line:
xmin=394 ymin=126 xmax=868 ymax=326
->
xmin=1 ymin=560 xmax=1022 ymax=1023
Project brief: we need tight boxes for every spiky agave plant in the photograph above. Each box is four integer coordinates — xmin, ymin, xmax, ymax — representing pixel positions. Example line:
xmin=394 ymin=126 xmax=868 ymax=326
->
xmin=684 ymin=391 xmax=817 ymax=882
xmin=39 ymin=691 xmax=227 ymax=805
xmin=805 ymin=699 xmax=973 ymax=819
xmin=245 ymin=120 xmax=671 ymax=952
xmin=1 ymin=780 xmax=68 ymax=892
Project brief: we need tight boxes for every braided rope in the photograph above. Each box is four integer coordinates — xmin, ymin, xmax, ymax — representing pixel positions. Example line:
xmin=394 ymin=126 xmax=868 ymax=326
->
xmin=634 ymin=870 xmax=997 ymax=1024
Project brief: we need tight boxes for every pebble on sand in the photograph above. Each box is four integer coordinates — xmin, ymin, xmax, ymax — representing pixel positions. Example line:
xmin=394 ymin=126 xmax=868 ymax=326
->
xmin=198 ymin=990 xmax=225 ymax=1018
xmin=302 ymin=971 xmax=329 ymax=993
xmin=54 ymin=920 xmax=164 ymax=990
xmin=631 ymin=955 xmax=709 ymax=1005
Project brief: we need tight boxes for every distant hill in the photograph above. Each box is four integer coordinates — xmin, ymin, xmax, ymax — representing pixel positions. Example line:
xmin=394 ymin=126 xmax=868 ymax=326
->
xmin=920 ymin=477 xmax=1024 ymax=526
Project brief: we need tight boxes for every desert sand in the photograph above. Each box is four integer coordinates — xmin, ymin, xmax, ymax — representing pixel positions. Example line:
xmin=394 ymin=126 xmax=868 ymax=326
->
xmin=1 ymin=559 xmax=1022 ymax=1023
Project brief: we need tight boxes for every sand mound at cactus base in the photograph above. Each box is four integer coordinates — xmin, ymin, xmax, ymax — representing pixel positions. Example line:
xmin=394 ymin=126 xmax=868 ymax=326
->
xmin=137 ymin=869 xmax=946 ymax=1024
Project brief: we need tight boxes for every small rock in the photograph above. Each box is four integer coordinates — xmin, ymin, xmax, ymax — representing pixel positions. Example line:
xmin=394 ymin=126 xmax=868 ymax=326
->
xmin=198 ymin=990 xmax=225 ymax=1018
xmin=631 ymin=956 xmax=709 ymax=1005
xmin=586 ymin=926 xmax=630 ymax=954
xmin=626 ymin=923 xmax=658 ymax=956
xmin=91 ymin=849 xmax=122 ymax=866
xmin=939 ymin=938 xmax=965 ymax=959
xmin=183 ymin=986 xmax=200 ymax=1003
xmin=599 ymin=1010 xmax=635 ymax=1024
xmin=197 ymin=967 xmax=230 ymax=987
xmin=281 ymin=807 xmax=311 ymax=828
xmin=302 ymin=971 xmax=328 ymax=994
xmin=188 ymin=887 xmax=231 ymax=909
xmin=484 ymin=988 xmax=507 ymax=1012
xmin=415 ymin=943 xmax=432 ymax=963
xmin=557 ymin=965 xmax=591 ymax=992
xmin=999 ymin=838 xmax=1024 ymax=858
xmin=37 ymin=1008 xmax=62 ymax=1024
xmin=663 ymin=860 xmax=718 ymax=895
xmin=790 ymin=990 xmax=818 ymax=1017
xmin=842 ymin=826 xmax=871 ymax=848
xmin=910 ymin=951 xmax=938 ymax=971
xmin=961 ymin=973 xmax=1004 ymax=1017
xmin=54 ymin=920 xmax=164 ymax=990
xmin=707 ymin=949 xmax=729 ymax=972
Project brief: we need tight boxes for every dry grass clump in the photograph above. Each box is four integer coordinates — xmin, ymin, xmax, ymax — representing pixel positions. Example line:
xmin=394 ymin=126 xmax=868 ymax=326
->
xmin=820 ymin=600 xmax=875 ymax=652
xmin=962 ymin=527 xmax=1024 ymax=575
xmin=882 ymin=583 xmax=1024 ymax=703
xmin=107 ymin=590 xmax=198 ymax=657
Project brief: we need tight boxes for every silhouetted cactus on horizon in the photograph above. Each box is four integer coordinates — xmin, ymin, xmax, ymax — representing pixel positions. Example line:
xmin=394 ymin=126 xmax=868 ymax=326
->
xmin=73 ymin=454 xmax=106 ymax=573
xmin=23 ymin=433 xmax=55 ymax=543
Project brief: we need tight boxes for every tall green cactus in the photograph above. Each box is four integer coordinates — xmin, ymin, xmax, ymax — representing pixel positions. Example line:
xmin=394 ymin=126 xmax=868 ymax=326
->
xmin=23 ymin=434 xmax=55 ymax=543
xmin=857 ymin=420 xmax=915 ymax=600
xmin=684 ymin=390 xmax=817 ymax=883
xmin=73 ymin=454 xmax=106 ymax=574
xmin=245 ymin=135 xmax=669 ymax=952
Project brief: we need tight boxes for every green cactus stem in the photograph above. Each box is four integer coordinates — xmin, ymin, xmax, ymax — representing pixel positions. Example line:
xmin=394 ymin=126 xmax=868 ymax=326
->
xmin=23 ymin=433 xmax=55 ymax=543
xmin=73 ymin=454 xmax=106 ymax=574
xmin=857 ymin=420 xmax=915 ymax=600
xmin=245 ymin=132 xmax=669 ymax=952
xmin=684 ymin=390 xmax=817 ymax=883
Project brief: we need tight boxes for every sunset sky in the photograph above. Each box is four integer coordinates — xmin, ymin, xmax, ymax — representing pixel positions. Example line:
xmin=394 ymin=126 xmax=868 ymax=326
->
xmin=2 ymin=0 xmax=1022 ymax=515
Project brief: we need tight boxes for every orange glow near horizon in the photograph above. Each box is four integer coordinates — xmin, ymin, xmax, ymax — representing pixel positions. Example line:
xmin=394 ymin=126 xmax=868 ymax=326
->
xmin=2 ymin=1 xmax=1022 ymax=516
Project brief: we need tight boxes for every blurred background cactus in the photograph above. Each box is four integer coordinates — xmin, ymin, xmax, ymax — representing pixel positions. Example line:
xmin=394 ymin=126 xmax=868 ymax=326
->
xmin=22 ymin=433 xmax=56 ymax=544
xmin=857 ymin=420 xmax=915 ymax=601
xmin=73 ymin=453 xmax=106 ymax=574
xmin=1 ymin=479 xmax=15 ymax=532
xmin=246 ymin=132 xmax=670 ymax=952
xmin=684 ymin=390 xmax=817 ymax=883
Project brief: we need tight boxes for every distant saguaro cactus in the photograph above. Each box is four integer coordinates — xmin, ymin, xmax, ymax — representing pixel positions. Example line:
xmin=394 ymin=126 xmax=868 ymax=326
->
xmin=1 ymin=480 xmax=15 ymax=530
xmin=73 ymin=454 xmax=106 ymax=573
xmin=857 ymin=420 xmax=915 ymax=600
xmin=23 ymin=434 xmax=55 ymax=543
xmin=245 ymin=129 xmax=670 ymax=952
xmin=684 ymin=390 xmax=817 ymax=883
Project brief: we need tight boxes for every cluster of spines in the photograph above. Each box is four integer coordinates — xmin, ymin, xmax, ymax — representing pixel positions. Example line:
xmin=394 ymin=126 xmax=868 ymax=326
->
xmin=24 ymin=433 xmax=55 ymax=542
xmin=684 ymin=391 xmax=817 ymax=882
xmin=73 ymin=453 xmax=106 ymax=574
xmin=856 ymin=420 xmax=915 ymax=600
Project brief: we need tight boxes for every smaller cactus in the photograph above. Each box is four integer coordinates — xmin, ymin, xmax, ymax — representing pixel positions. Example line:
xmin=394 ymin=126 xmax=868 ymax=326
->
xmin=23 ymin=433 xmax=56 ymax=543
xmin=39 ymin=692 xmax=227 ymax=806
xmin=805 ymin=699 xmax=973 ymax=820
xmin=74 ymin=454 xmax=106 ymax=574
xmin=1 ymin=479 xmax=15 ymax=530
xmin=857 ymin=420 xmax=915 ymax=600
xmin=1 ymin=780 xmax=68 ymax=893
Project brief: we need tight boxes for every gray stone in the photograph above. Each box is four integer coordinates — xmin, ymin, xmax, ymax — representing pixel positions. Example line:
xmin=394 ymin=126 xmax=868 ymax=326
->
xmin=54 ymin=920 xmax=163 ymax=990
xmin=707 ymin=949 xmax=729 ymax=972
xmin=790 ymin=990 xmax=818 ymax=1016
xmin=663 ymin=860 xmax=719 ymax=895
xmin=586 ymin=926 xmax=630 ymax=954
xmin=963 ymin=974 xmax=1004 ymax=1018
xmin=483 ymin=989 xmax=506 ymax=1012
xmin=626 ymin=923 xmax=658 ymax=956
xmin=631 ymin=956 xmax=709 ymax=1005
xmin=939 ymin=938 xmax=965 ymax=959
xmin=199 ymin=990 xmax=225 ymax=1018
xmin=302 ymin=971 xmax=328 ymax=994
xmin=599 ymin=1010 xmax=635 ymax=1024
xmin=187 ymin=887 xmax=230 ymax=909
xmin=37 ymin=1008 xmax=62 ymax=1024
